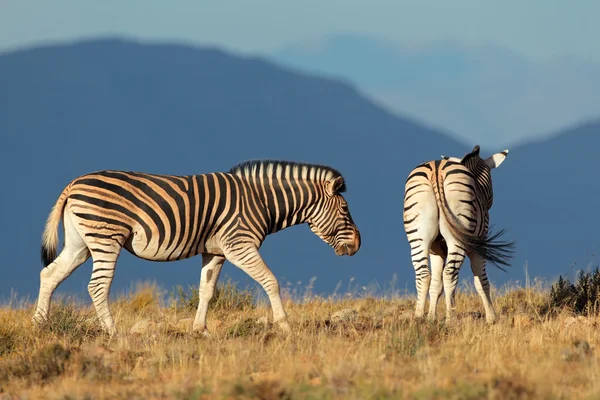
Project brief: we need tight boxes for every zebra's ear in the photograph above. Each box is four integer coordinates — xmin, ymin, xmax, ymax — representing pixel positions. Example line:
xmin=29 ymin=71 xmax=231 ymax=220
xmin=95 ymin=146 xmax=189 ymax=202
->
xmin=459 ymin=145 xmax=481 ymax=165
xmin=484 ymin=149 xmax=509 ymax=169
xmin=326 ymin=176 xmax=346 ymax=196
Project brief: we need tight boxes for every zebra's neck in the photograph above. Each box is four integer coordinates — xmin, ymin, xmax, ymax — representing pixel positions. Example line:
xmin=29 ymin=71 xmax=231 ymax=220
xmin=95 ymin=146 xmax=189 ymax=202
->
xmin=463 ymin=158 xmax=493 ymax=208
xmin=229 ymin=160 xmax=342 ymax=236
xmin=251 ymin=176 xmax=324 ymax=235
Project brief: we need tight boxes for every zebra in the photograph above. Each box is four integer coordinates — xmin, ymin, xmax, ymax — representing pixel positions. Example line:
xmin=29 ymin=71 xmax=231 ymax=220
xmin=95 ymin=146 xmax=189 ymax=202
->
xmin=34 ymin=160 xmax=361 ymax=335
xmin=403 ymin=145 xmax=515 ymax=324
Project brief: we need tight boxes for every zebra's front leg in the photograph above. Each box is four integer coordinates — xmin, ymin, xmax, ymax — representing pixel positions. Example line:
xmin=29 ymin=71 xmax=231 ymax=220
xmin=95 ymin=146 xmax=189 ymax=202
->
xmin=427 ymin=253 xmax=445 ymax=320
xmin=469 ymin=253 xmax=497 ymax=324
xmin=225 ymin=246 xmax=290 ymax=333
xmin=192 ymin=254 xmax=225 ymax=335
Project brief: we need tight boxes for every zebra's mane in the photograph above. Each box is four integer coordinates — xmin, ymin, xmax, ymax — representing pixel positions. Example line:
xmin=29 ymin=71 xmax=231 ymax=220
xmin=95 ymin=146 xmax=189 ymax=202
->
xmin=229 ymin=160 xmax=346 ymax=192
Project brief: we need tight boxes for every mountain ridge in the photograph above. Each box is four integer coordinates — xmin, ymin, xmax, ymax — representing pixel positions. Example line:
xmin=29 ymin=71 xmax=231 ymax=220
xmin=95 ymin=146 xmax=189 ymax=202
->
xmin=272 ymin=33 xmax=600 ymax=148
xmin=0 ymin=37 xmax=598 ymax=305
xmin=0 ymin=37 xmax=465 ymax=301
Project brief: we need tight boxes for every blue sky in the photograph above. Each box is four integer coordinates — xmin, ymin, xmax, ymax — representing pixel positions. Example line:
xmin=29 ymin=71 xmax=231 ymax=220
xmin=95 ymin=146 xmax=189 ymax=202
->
xmin=2 ymin=0 xmax=599 ymax=62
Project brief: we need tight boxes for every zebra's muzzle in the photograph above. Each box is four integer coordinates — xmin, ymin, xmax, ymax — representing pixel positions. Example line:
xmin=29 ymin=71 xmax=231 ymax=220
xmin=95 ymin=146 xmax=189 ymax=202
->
xmin=335 ymin=229 xmax=361 ymax=256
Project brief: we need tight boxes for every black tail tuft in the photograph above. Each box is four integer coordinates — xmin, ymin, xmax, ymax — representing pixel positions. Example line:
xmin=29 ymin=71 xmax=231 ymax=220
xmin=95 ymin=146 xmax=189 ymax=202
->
xmin=468 ymin=226 xmax=516 ymax=272
xmin=41 ymin=243 xmax=56 ymax=268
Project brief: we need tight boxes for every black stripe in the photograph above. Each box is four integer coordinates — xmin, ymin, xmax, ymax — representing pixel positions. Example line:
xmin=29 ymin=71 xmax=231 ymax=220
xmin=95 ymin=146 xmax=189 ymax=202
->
xmin=89 ymin=248 xmax=117 ymax=254
xmin=404 ymin=202 xmax=418 ymax=212
xmin=182 ymin=175 xmax=198 ymax=259
xmin=215 ymin=174 xmax=240 ymax=235
xmin=192 ymin=175 xmax=211 ymax=255
xmin=404 ymin=215 xmax=418 ymax=224
xmin=441 ymin=161 xmax=460 ymax=170
xmin=76 ymin=176 xmax=166 ymax=248
xmin=74 ymin=213 xmax=132 ymax=232
xmin=204 ymin=173 xmax=229 ymax=239
xmin=122 ymin=172 xmax=184 ymax=251
xmin=70 ymin=193 xmax=152 ymax=245
xmin=406 ymin=171 xmax=428 ymax=182
xmin=264 ymin=176 xmax=277 ymax=234
xmin=159 ymin=175 xmax=188 ymax=191
xmin=405 ymin=183 xmax=426 ymax=195
xmin=240 ymin=180 xmax=266 ymax=237
xmin=446 ymin=169 xmax=475 ymax=179
xmin=84 ymin=232 xmax=126 ymax=240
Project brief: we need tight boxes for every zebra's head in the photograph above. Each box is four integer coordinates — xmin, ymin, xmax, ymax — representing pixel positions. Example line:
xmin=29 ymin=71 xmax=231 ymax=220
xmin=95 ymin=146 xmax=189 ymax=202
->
xmin=443 ymin=145 xmax=509 ymax=209
xmin=307 ymin=175 xmax=361 ymax=257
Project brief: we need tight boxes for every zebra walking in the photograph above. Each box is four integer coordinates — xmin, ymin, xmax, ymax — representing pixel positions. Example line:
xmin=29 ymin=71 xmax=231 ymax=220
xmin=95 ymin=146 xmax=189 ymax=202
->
xmin=34 ymin=160 xmax=361 ymax=335
xmin=403 ymin=145 xmax=514 ymax=324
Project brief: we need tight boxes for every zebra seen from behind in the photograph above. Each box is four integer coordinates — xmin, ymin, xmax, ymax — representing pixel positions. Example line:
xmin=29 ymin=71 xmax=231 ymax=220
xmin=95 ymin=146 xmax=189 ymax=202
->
xmin=34 ymin=160 xmax=361 ymax=335
xmin=403 ymin=145 xmax=515 ymax=324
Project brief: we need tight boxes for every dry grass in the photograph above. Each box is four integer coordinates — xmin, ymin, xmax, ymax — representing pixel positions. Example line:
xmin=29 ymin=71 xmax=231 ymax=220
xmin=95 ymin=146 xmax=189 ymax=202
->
xmin=0 ymin=278 xmax=599 ymax=400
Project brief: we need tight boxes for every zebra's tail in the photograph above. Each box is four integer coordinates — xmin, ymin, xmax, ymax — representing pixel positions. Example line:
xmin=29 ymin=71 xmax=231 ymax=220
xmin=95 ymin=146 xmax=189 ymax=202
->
xmin=41 ymin=186 xmax=70 ymax=267
xmin=435 ymin=174 xmax=516 ymax=271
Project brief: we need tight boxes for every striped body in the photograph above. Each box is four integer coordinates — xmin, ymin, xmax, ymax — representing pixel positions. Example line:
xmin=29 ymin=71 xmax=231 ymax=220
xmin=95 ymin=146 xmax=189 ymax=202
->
xmin=34 ymin=161 xmax=361 ymax=335
xmin=403 ymin=146 xmax=514 ymax=323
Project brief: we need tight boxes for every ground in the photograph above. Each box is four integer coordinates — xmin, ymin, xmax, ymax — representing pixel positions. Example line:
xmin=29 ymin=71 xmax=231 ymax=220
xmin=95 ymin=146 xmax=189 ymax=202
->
xmin=0 ymin=279 xmax=599 ymax=400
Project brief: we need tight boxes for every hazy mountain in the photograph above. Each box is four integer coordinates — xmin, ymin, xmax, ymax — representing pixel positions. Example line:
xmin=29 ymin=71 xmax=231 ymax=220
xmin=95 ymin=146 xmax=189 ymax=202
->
xmin=492 ymin=120 xmax=600 ymax=285
xmin=0 ymin=38 xmax=464 ymax=302
xmin=0 ymin=38 xmax=597 ymax=307
xmin=272 ymin=34 xmax=600 ymax=148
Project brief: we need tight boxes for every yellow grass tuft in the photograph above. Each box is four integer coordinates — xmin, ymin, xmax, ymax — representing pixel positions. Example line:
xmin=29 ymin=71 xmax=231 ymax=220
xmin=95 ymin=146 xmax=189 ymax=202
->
xmin=0 ymin=279 xmax=599 ymax=399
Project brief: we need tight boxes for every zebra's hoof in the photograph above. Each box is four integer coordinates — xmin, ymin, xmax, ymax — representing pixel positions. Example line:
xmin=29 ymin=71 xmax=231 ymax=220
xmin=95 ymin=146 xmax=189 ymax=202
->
xmin=199 ymin=329 xmax=212 ymax=338
xmin=191 ymin=326 xmax=211 ymax=338
xmin=104 ymin=328 xmax=118 ymax=338
xmin=32 ymin=315 xmax=47 ymax=327
xmin=444 ymin=315 xmax=458 ymax=326
xmin=276 ymin=320 xmax=291 ymax=334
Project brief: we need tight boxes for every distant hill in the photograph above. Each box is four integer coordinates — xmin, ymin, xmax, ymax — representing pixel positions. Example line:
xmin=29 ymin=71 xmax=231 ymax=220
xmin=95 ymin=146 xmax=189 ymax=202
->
xmin=1 ymin=38 xmax=597 ymax=306
xmin=0 ymin=38 xmax=465 ymax=301
xmin=492 ymin=120 xmax=600 ymax=284
xmin=272 ymin=33 xmax=600 ymax=148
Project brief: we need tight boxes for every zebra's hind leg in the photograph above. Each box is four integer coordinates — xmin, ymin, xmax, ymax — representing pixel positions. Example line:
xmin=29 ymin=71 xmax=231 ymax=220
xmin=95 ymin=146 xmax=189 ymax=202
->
xmin=469 ymin=253 xmax=497 ymax=324
xmin=87 ymin=248 xmax=122 ymax=336
xmin=192 ymin=254 xmax=225 ymax=335
xmin=440 ymin=242 xmax=467 ymax=324
xmin=427 ymin=252 xmax=445 ymax=321
xmin=405 ymin=186 xmax=439 ymax=319
xmin=407 ymin=221 xmax=438 ymax=318
xmin=79 ymin=227 xmax=128 ymax=336
xmin=225 ymin=246 xmax=290 ymax=333
xmin=33 ymin=212 xmax=90 ymax=325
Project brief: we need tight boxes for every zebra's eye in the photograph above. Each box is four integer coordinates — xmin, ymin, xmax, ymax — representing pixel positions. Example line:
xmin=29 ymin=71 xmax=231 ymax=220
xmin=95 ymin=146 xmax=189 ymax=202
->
xmin=340 ymin=204 xmax=348 ymax=213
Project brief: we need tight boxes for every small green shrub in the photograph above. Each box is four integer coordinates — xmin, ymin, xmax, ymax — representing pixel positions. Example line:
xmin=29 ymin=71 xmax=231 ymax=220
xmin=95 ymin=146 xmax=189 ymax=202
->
xmin=226 ymin=318 xmax=271 ymax=339
xmin=171 ymin=278 xmax=255 ymax=313
xmin=386 ymin=319 xmax=450 ymax=357
xmin=37 ymin=301 xmax=102 ymax=343
xmin=127 ymin=281 xmax=163 ymax=314
xmin=0 ymin=343 xmax=72 ymax=385
xmin=0 ymin=325 xmax=18 ymax=357
xmin=545 ymin=267 xmax=600 ymax=315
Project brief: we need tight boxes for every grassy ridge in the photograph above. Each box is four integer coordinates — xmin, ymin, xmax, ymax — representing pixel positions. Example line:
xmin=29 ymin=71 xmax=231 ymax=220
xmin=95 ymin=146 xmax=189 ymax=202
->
xmin=0 ymin=276 xmax=599 ymax=399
